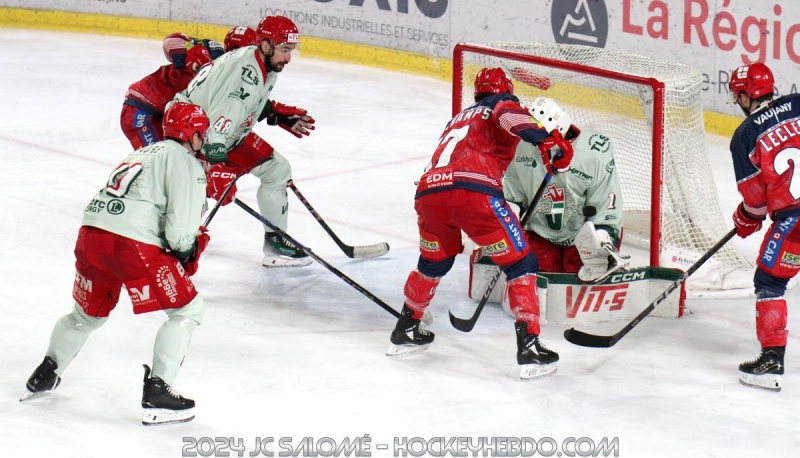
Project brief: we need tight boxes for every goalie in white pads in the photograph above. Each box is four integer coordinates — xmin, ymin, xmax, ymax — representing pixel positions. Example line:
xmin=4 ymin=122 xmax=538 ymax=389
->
xmin=503 ymin=113 xmax=627 ymax=282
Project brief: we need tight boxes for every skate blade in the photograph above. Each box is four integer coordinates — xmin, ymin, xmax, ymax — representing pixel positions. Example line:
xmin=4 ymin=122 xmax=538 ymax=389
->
xmin=19 ymin=390 xmax=49 ymax=402
xmin=739 ymin=373 xmax=782 ymax=392
xmin=519 ymin=363 xmax=557 ymax=380
xmin=386 ymin=343 xmax=431 ymax=356
xmin=262 ymin=254 xmax=313 ymax=268
xmin=142 ymin=407 xmax=196 ymax=426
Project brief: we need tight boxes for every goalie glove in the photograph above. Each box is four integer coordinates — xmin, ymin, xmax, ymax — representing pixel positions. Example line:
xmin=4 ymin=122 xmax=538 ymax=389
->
xmin=263 ymin=101 xmax=315 ymax=138
xmin=574 ymin=222 xmax=630 ymax=283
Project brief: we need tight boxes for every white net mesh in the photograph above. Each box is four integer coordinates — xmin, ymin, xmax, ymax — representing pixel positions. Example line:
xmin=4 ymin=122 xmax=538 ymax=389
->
xmin=455 ymin=42 xmax=752 ymax=279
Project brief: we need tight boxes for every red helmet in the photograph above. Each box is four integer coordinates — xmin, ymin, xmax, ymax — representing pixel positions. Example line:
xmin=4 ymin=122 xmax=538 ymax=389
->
xmin=224 ymin=26 xmax=257 ymax=52
xmin=474 ymin=67 xmax=514 ymax=100
xmin=163 ymin=102 xmax=209 ymax=142
xmin=256 ymin=16 xmax=300 ymax=47
xmin=729 ymin=62 xmax=774 ymax=100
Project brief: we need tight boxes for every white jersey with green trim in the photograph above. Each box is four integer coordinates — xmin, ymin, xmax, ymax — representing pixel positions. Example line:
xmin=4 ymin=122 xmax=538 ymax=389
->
xmin=80 ymin=139 xmax=207 ymax=254
xmin=503 ymin=126 xmax=624 ymax=246
xmin=173 ymin=46 xmax=277 ymax=151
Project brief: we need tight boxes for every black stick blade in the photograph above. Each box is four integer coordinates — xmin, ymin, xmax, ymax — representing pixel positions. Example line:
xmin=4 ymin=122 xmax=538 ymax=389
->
xmin=563 ymin=328 xmax=619 ymax=348
xmin=449 ymin=311 xmax=478 ymax=332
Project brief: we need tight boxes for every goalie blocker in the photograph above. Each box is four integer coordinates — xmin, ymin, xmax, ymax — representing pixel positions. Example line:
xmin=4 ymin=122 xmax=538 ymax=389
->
xmin=469 ymin=250 xmax=685 ymax=323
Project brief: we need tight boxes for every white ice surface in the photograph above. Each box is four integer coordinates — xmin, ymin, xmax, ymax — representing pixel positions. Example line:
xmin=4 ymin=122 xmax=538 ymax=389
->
xmin=1 ymin=29 xmax=798 ymax=458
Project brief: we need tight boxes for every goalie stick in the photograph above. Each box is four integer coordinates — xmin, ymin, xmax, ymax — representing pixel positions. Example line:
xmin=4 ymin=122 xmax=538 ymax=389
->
xmin=563 ymin=227 xmax=737 ymax=348
xmin=288 ymin=180 xmax=390 ymax=259
xmin=234 ymin=198 xmax=401 ymax=319
xmin=448 ymin=171 xmax=554 ymax=332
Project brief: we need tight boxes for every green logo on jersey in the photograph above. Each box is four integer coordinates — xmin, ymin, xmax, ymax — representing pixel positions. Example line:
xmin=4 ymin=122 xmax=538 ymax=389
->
xmin=107 ymin=199 xmax=125 ymax=215
xmin=589 ymin=134 xmax=611 ymax=153
xmin=231 ymin=87 xmax=250 ymax=101
xmin=241 ymin=65 xmax=260 ymax=85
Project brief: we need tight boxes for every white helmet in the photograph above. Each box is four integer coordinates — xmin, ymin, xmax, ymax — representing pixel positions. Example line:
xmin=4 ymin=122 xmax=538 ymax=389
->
xmin=530 ymin=97 xmax=571 ymax=136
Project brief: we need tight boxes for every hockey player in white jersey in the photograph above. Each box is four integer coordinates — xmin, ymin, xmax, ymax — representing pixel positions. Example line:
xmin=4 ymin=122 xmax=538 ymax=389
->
xmin=172 ymin=15 xmax=316 ymax=267
xmin=503 ymin=101 xmax=626 ymax=282
xmin=23 ymin=102 xmax=212 ymax=425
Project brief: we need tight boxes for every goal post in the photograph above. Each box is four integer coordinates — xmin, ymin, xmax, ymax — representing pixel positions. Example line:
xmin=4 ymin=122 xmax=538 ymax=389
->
xmin=453 ymin=42 xmax=753 ymax=291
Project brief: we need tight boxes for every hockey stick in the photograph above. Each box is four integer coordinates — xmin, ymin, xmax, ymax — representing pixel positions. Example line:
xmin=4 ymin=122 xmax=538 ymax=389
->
xmin=448 ymin=172 xmax=554 ymax=332
xmin=234 ymin=198 xmax=401 ymax=318
xmin=288 ymin=180 xmax=390 ymax=259
xmin=202 ymin=176 xmax=240 ymax=227
xmin=563 ymin=227 xmax=737 ymax=348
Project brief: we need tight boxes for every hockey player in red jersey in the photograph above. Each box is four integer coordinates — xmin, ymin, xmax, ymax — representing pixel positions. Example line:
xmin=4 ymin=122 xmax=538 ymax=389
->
xmin=387 ymin=68 xmax=574 ymax=379
xmin=729 ymin=62 xmax=800 ymax=391
xmin=120 ymin=33 xmax=222 ymax=149
xmin=223 ymin=25 xmax=257 ymax=51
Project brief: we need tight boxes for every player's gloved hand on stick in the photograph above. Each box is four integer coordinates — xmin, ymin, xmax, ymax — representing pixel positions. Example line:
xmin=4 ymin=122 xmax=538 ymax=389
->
xmin=265 ymin=101 xmax=315 ymax=138
xmin=732 ymin=203 xmax=765 ymax=238
xmin=206 ymin=163 xmax=238 ymax=206
xmin=538 ymin=129 xmax=574 ymax=173
xmin=181 ymin=227 xmax=210 ymax=276
xmin=185 ymin=45 xmax=211 ymax=72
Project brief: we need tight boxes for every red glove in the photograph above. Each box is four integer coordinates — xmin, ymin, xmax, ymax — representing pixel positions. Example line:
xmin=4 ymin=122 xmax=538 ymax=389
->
xmin=266 ymin=101 xmax=315 ymax=138
xmin=538 ymin=130 xmax=574 ymax=173
xmin=185 ymin=45 xmax=211 ymax=72
xmin=182 ymin=227 xmax=210 ymax=276
xmin=206 ymin=163 xmax=238 ymax=206
xmin=732 ymin=203 xmax=764 ymax=238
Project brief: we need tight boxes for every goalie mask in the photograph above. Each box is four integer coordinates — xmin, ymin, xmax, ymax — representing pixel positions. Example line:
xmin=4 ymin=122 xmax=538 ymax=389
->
xmin=729 ymin=62 xmax=774 ymax=103
xmin=474 ymin=67 xmax=514 ymax=100
xmin=530 ymin=97 xmax=571 ymax=137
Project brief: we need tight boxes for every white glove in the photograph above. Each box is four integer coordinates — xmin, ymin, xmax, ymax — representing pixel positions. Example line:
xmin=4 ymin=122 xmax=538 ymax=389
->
xmin=575 ymin=223 xmax=629 ymax=282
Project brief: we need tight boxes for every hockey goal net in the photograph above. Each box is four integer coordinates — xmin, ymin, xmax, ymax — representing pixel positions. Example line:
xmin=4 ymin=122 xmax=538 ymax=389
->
xmin=453 ymin=42 xmax=753 ymax=291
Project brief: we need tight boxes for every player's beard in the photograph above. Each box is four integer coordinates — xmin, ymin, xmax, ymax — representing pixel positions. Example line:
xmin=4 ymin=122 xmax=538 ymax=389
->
xmin=265 ymin=50 xmax=287 ymax=73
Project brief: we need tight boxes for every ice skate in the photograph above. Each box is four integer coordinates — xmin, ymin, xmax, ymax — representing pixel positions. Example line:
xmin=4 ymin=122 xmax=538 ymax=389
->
xmin=262 ymin=232 xmax=312 ymax=267
xmin=20 ymin=356 xmax=61 ymax=401
xmin=739 ymin=346 xmax=784 ymax=392
xmin=141 ymin=364 xmax=195 ymax=425
xmin=387 ymin=306 xmax=435 ymax=356
xmin=515 ymin=322 xmax=558 ymax=380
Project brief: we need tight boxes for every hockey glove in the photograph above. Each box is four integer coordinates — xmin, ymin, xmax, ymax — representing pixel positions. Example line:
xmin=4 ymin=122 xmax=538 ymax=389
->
xmin=538 ymin=130 xmax=574 ymax=173
xmin=202 ymin=142 xmax=228 ymax=164
xmin=182 ymin=227 xmax=210 ymax=277
xmin=185 ymin=45 xmax=211 ymax=73
xmin=206 ymin=163 xmax=238 ymax=206
xmin=265 ymin=101 xmax=315 ymax=138
xmin=732 ymin=203 xmax=764 ymax=238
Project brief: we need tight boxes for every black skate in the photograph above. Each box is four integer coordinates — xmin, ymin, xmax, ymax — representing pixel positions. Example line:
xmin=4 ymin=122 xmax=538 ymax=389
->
xmin=20 ymin=356 xmax=61 ymax=401
xmin=516 ymin=322 xmax=559 ymax=380
xmin=141 ymin=364 xmax=195 ymax=425
xmin=387 ymin=306 xmax=435 ymax=356
xmin=739 ymin=346 xmax=785 ymax=392
xmin=262 ymin=232 xmax=312 ymax=267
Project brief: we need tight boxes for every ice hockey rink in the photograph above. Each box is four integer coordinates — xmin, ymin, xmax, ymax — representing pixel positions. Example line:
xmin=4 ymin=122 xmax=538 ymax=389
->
xmin=1 ymin=28 xmax=799 ymax=458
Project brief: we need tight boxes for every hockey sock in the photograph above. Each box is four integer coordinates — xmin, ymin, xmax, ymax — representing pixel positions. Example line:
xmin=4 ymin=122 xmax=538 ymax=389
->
xmin=46 ymin=303 xmax=108 ymax=375
xmin=152 ymin=296 xmax=204 ymax=386
xmin=506 ymin=274 xmax=540 ymax=335
xmin=756 ymin=297 xmax=788 ymax=348
xmin=403 ymin=270 xmax=441 ymax=319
